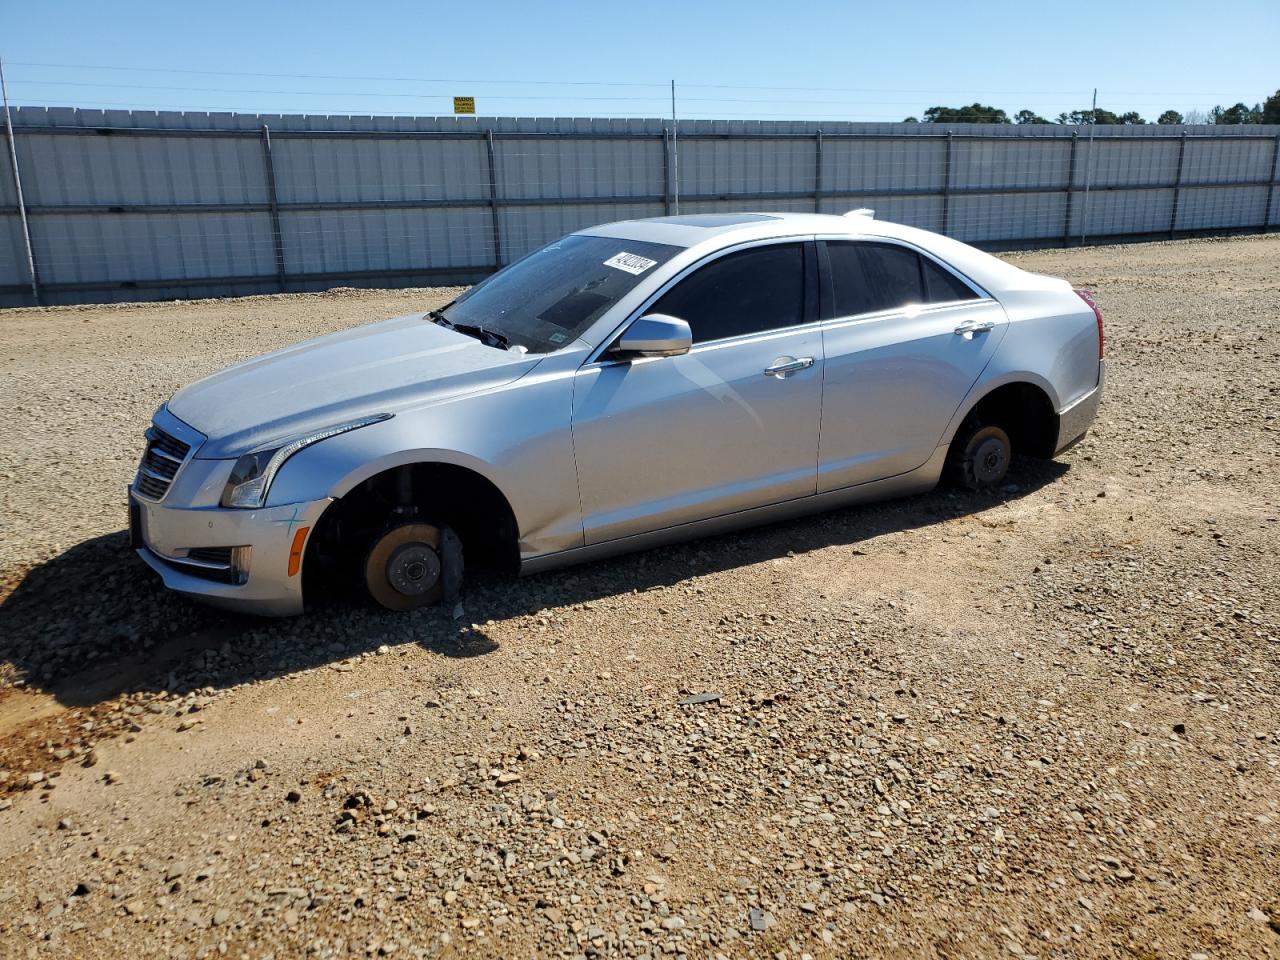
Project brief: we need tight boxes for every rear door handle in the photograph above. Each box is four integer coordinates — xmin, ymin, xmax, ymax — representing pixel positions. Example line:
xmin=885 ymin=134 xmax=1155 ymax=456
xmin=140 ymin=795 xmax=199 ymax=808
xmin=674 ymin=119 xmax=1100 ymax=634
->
xmin=763 ymin=356 xmax=815 ymax=378
xmin=954 ymin=319 xmax=996 ymax=336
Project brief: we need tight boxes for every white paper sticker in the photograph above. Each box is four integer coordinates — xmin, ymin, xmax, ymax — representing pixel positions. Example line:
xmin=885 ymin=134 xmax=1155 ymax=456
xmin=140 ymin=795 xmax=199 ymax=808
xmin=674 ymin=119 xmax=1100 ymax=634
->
xmin=603 ymin=251 xmax=658 ymax=276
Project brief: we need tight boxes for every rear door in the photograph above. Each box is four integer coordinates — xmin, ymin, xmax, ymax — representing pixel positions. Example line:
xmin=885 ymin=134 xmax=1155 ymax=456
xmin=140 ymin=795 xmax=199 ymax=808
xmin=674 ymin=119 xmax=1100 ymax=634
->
xmin=571 ymin=240 xmax=823 ymax=545
xmin=816 ymin=239 xmax=1007 ymax=492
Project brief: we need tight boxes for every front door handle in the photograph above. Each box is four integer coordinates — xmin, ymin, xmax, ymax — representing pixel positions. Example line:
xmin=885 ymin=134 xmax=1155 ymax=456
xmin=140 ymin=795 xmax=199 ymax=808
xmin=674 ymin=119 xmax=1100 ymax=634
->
xmin=954 ymin=319 xmax=996 ymax=336
xmin=763 ymin=356 xmax=815 ymax=378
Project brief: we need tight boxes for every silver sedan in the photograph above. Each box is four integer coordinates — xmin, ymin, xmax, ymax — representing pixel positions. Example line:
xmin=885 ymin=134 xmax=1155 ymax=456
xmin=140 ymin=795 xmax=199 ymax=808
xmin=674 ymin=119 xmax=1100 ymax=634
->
xmin=129 ymin=211 xmax=1103 ymax=615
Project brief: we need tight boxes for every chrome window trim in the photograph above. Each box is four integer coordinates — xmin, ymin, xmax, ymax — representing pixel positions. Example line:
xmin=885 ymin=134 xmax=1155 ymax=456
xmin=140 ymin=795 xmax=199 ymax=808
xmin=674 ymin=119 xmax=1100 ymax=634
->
xmin=585 ymin=235 xmax=818 ymax=365
xmin=822 ymin=297 xmax=996 ymax=332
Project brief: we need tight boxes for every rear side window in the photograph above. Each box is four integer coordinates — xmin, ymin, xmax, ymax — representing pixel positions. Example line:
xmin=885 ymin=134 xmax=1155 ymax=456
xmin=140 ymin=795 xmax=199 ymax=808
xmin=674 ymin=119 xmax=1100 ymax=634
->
xmin=652 ymin=243 xmax=805 ymax=343
xmin=921 ymin=257 xmax=980 ymax=303
xmin=826 ymin=241 xmax=978 ymax=318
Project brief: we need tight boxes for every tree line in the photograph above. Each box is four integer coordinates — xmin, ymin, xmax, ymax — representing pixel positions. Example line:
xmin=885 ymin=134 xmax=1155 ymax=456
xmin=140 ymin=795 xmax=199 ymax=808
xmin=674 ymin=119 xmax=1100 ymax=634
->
xmin=902 ymin=90 xmax=1280 ymax=125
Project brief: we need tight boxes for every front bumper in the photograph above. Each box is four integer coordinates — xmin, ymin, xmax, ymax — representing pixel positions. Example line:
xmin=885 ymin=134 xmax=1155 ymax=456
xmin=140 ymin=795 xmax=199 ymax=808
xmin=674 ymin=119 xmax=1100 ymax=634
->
xmin=1055 ymin=361 xmax=1104 ymax=454
xmin=131 ymin=490 xmax=333 ymax=616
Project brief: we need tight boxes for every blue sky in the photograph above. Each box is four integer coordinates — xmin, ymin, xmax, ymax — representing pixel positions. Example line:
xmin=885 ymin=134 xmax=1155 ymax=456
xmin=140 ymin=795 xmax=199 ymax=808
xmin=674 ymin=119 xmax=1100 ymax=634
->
xmin=4 ymin=0 xmax=1278 ymax=122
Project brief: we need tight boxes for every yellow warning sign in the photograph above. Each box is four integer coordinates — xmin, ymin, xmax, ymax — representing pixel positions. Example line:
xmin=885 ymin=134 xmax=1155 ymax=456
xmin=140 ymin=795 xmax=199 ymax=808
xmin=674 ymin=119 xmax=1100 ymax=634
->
xmin=453 ymin=96 xmax=475 ymax=115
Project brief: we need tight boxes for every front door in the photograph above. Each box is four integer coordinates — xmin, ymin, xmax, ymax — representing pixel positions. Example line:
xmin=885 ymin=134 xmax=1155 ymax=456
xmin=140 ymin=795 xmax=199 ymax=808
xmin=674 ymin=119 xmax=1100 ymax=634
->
xmin=571 ymin=241 xmax=823 ymax=545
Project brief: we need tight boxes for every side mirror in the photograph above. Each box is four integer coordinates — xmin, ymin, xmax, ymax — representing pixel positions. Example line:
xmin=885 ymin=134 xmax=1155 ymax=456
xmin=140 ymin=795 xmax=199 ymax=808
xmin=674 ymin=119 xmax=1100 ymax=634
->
xmin=613 ymin=314 xmax=692 ymax=358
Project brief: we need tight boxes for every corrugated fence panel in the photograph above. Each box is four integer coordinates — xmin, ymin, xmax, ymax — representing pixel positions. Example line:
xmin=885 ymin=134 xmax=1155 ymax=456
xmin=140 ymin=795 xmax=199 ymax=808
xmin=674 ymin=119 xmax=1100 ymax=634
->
xmin=1181 ymin=137 xmax=1273 ymax=185
xmin=1078 ymin=138 xmax=1180 ymax=187
xmin=822 ymin=138 xmax=946 ymax=193
xmin=3 ymin=110 xmax=1279 ymax=306
xmin=952 ymin=139 xmax=1073 ymax=190
xmin=0 ymin=215 xmax=25 ymax=286
xmin=1176 ymin=186 xmax=1269 ymax=230
xmin=678 ymin=137 xmax=816 ymax=197
xmin=273 ymin=137 xmax=490 ymax=203
xmin=498 ymin=137 xmax=663 ymax=200
xmin=33 ymin=212 xmax=275 ymax=284
xmin=951 ymin=193 xmax=1069 ymax=242
xmin=17 ymin=133 xmax=266 ymax=205
xmin=1078 ymin=189 xmax=1174 ymax=236
xmin=281 ymin=208 xmax=492 ymax=274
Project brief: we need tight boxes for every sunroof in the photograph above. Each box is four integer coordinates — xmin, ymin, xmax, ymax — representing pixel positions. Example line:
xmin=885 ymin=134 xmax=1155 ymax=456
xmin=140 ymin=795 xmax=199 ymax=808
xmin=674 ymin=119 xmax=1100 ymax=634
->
xmin=646 ymin=214 xmax=780 ymax=227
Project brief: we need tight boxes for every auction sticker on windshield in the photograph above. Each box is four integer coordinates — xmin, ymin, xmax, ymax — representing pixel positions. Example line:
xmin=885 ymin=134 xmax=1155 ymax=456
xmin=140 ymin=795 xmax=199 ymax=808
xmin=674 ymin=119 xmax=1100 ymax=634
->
xmin=603 ymin=252 xmax=658 ymax=275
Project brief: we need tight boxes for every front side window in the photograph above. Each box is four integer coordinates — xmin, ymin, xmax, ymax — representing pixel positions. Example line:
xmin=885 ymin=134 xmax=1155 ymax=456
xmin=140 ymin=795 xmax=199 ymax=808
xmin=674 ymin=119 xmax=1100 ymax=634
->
xmin=651 ymin=243 xmax=805 ymax=344
xmin=826 ymin=241 xmax=979 ymax=319
xmin=443 ymin=234 xmax=682 ymax=353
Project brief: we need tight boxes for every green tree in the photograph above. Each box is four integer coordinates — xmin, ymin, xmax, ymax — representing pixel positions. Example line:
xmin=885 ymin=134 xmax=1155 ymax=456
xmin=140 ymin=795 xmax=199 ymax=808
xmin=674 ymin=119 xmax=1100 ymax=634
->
xmin=1117 ymin=111 xmax=1146 ymax=125
xmin=1057 ymin=108 xmax=1121 ymax=125
xmin=1213 ymin=102 xmax=1259 ymax=124
xmin=1263 ymin=90 xmax=1280 ymax=124
xmin=1157 ymin=110 xmax=1184 ymax=125
xmin=922 ymin=103 xmax=1009 ymax=124
xmin=1013 ymin=109 xmax=1049 ymax=124
xmin=901 ymin=116 xmax=920 ymax=123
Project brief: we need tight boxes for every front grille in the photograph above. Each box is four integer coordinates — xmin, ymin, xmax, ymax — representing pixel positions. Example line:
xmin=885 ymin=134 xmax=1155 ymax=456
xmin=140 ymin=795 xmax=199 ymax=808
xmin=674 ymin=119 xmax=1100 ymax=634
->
xmin=134 ymin=426 xmax=191 ymax=500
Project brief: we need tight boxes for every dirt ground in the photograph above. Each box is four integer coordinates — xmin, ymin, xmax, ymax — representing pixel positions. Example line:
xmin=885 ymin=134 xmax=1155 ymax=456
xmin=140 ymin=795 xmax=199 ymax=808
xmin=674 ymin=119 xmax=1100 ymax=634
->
xmin=0 ymin=235 xmax=1278 ymax=960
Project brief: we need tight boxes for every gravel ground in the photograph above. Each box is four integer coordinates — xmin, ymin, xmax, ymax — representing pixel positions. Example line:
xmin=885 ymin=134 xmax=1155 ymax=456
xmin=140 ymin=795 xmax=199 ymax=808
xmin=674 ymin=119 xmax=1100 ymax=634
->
xmin=0 ymin=236 xmax=1278 ymax=959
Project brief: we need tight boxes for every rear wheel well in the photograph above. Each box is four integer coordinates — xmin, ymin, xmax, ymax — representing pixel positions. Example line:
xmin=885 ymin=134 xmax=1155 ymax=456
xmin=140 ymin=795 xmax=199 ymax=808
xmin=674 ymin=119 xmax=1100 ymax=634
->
xmin=955 ymin=383 xmax=1059 ymax=459
xmin=303 ymin=462 xmax=519 ymax=604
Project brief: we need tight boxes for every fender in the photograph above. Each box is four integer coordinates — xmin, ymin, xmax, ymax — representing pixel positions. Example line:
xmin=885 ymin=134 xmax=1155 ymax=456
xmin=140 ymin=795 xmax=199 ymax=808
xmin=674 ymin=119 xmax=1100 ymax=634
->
xmin=938 ymin=368 xmax=1061 ymax=451
xmin=266 ymin=359 xmax=588 ymax=558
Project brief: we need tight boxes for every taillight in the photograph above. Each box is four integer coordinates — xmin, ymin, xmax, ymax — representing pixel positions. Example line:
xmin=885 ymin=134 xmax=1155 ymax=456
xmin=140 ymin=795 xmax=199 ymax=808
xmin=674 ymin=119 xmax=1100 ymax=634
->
xmin=1074 ymin=288 xmax=1103 ymax=359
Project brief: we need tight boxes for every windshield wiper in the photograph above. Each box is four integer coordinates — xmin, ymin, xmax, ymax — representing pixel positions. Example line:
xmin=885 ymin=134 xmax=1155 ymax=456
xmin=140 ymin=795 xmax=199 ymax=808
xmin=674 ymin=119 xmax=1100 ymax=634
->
xmin=451 ymin=322 xmax=510 ymax=349
xmin=426 ymin=309 xmax=510 ymax=349
xmin=425 ymin=308 xmax=453 ymax=328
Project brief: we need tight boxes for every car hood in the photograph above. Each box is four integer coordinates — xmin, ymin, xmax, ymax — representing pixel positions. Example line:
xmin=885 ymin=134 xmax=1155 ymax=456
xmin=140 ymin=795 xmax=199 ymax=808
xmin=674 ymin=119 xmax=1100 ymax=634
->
xmin=170 ymin=313 xmax=542 ymax=459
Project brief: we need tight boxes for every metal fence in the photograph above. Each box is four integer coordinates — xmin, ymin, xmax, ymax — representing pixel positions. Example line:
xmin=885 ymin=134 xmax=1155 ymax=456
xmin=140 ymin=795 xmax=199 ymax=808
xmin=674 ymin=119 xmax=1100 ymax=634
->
xmin=2 ymin=107 xmax=1279 ymax=307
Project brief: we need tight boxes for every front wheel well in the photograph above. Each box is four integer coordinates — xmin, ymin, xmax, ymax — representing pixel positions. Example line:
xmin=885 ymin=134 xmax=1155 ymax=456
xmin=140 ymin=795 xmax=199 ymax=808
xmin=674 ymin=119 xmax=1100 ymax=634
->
xmin=954 ymin=382 xmax=1059 ymax=459
xmin=303 ymin=462 xmax=519 ymax=603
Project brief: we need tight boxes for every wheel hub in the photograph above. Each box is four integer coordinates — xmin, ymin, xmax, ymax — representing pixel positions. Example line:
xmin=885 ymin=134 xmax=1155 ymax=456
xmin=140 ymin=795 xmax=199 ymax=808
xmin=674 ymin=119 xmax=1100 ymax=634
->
xmin=972 ymin=436 xmax=1008 ymax=484
xmin=385 ymin=542 xmax=441 ymax=597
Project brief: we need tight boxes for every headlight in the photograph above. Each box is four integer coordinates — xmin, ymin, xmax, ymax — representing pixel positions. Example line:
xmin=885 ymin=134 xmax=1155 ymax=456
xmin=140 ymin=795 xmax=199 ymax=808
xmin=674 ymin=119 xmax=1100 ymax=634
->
xmin=220 ymin=414 xmax=392 ymax=509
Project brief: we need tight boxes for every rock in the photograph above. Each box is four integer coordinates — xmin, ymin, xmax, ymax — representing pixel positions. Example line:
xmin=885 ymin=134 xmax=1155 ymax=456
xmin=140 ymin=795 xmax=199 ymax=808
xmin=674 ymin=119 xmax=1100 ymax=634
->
xmin=104 ymin=771 xmax=122 ymax=785
xmin=285 ymin=790 xmax=302 ymax=803
xmin=661 ymin=916 xmax=685 ymax=931
xmin=211 ymin=908 xmax=231 ymax=926
xmin=749 ymin=909 xmax=771 ymax=931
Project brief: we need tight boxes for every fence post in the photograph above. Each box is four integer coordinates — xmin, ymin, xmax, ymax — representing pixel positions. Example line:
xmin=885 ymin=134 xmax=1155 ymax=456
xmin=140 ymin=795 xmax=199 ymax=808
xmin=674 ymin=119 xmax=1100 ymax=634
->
xmin=813 ymin=129 xmax=823 ymax=213
xmin=485 ymin=129 xmax=503 ymax=268
xmin=941 ymin=130 xmax=954 ymax=236
xmin=259 ymin=125 xmax=287 ymax=291
xmin=1063 ymin=132 xmax=1079 ymax=246
xmin=1169 ymin=130 xmax=1188 ymax=239
xmin=1264 ymin=133 xmax=1280 ymax=231
xmin=662 ymin=127 xmax=672 ymax=215
xmin=1 ymin=58 xmax=39 ymax=305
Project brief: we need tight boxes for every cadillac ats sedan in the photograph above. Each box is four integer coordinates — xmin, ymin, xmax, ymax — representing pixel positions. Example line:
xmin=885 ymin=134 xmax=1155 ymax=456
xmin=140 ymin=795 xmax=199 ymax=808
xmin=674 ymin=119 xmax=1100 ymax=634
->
xmin=129 ymin=211 xmax=1103 ymax=615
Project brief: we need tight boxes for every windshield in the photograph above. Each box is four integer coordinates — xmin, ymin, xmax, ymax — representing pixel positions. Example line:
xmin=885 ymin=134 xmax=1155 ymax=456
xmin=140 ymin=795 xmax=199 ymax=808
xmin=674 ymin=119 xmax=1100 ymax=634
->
xmin=440 ymin=234 xmax=683 ymax=353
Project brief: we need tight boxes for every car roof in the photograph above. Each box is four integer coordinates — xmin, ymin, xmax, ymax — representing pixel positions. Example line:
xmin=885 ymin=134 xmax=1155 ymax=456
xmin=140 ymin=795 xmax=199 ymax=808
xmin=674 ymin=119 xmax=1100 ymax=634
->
xmin=578 ymin=211 xmax=1030 ymax=292
xmin=578 ymin=211 xmax=886 ymax=247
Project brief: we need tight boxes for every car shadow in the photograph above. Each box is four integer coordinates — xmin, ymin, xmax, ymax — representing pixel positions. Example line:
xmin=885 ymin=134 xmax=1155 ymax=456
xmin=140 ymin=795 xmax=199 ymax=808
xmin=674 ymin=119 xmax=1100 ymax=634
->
xmin=0 ymin=459 xmax=1067 ymax=710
